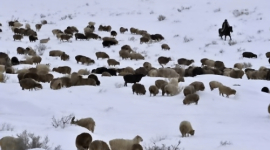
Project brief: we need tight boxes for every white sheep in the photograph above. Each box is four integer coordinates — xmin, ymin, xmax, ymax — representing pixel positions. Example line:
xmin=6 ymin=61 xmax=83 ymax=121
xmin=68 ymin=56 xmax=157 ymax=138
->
xmin=109 ymin=135 xmax=143 ymax=150
xmin=0 ymin=136 xmax=21 ymax=150
xmin=13 ymin=22 xmax=23 ymax=28
xmin=148 ymin=69 xmax=158 ymax=77
xmin=78 ymin=69 xmax=90 ymax=75
xmin=157 ymin=68 xmax=180 ymax=78
xmin=179 ymin=121 xmax=195 ymax=137
xmin=40 ymin=37 xmax=50 ymax=43
xmin=163 ymin=84 xmax=183 ymax=96
xmin=25 ymin=23 xmax=31 ymax=29
xmin=209 ymin=81 xmax=223 ymax=91
xmin=71 ymin=116 xmax=96 ymax=133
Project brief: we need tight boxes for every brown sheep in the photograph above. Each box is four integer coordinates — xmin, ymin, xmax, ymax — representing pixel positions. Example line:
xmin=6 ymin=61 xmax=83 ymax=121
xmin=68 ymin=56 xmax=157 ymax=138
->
xmin=149 ymin=85 xmax=159 ymax=96
xmin=135 ymin=67 xmax=148 ymax=76
xmin=119 ymin=50 xmax=130 ymax=60
xmin=190 ymin=81 xmax=205 ymax=92
xmin=130 ymin=53 xmax=144 ymax=60
xmin=120 ymin=27 xmax=128 ymax=33
xmin=229 ymin=69 xmax=244 ymax=79
xmin=214 ymin=61 xmax=225 ymax=70
xmin=77 ymin=76 xmax=96 ymax=86
xmin=78 ymin=69 xmax=90 ymax=75
xmin=209 ymin=81 xmax=223 ymax=91
xmin=121 ymin=45 xmax=133 ymax=52
xmin=71 ymin=116 xmax=96 ymax=132
xmin=111 ymin=30 xmax=117 ymax=37
xmin=98 ymin=25 xmax=111 ymax=32
xmin=89 ymin=140 xmax=110 ymax=150
xmin=61 ymin=52 xmax=70 ymax=61
xmin=31 ymin=55 xmax=42 ymax=64
xmin=79 ymin=56 xmax=95 ymax=65
xmin=28 ymin=68 xmax=37 ymax=73
xmin=107 ymin=59 xmax=120 ymax=66
xmin=140 ymin=36 xmax=150 ymax=44
xmin=0 ymin=136 xmax=23 ymax=150
xmin=52 ymin=66 xmax=71 ymax=74
xmin=234 ymin=63 xmax=244 ymax=70
xmin=13 ymin=34 xmax=23 ymax=41
xmin=130 ymin=27 xmax=138 ymax=34
xmin=49 ymin=50 xmax=64 ymax=57
xmin=177 ymin=58 xmax=194 ymax=66
xmin=17 ymin=47 xmax=27 ymax=54
xmin=148 ymin=68 xmax=158 ymax=77
xmin=36 ymin=64 xmax=50 ymax=74
xmin=96 ymin=52 xmax=110 ymax=59
xmin=50 ymin=78 xmax=62 ymax=90
xmin=85 ymin=32 xmax=101 ymax=40
xmin=60 ymin=76 xmax=72 ymax=87
xmin=155 ymin=79 xmax=168 ymax=90
xmin=102 ymin=72 xmax=111 ymax=77
xmin=158 ymin=56 xmax=171 ymax=67
xmin=75 ymin=132 xmax=92 ymax=150
xmin=183 ymin=85 xmax=196 ymax=96
xmin=0 ymin=73 xmax=4 ymax=83
xmin=179 ymin=121 xmax=195 ymax=137
xmin=27 ymin=49 xmax=36 ymax=56
xmin=265 ymin=52 xmax=270 ymax=58
xmin=183 ymin=93 xmax=200 ymax=105
xmin=143 ymin=62 xmax=152 ymax=71
xmin=218 ymin=85 xmax=236 ymax=98
xmin=204 ymin=59 xmax=215 ymax=67
xmin=132 ymin=83 xmax=146 ymax=95
xmin=23 ymin=72 xmax=39 ymax=81
xmin=19 ymin=78 xmax=42 ymax=91
xmin=38 ymin=73 xmax=53 ymax=83
xmin=35 ymin=24 xmax=42 ymax=31
xmin=157 ymin=68 xmax=179 ymax=78
xmin=268 ymin=104 xmax=270 ymax=114
xmin=161 ymin=44 xmax=170 ymax=50
xmin=60 ymin=34 xmax=72 ymax=42
xmin=131 ymin=144 xmax=143 ymax=150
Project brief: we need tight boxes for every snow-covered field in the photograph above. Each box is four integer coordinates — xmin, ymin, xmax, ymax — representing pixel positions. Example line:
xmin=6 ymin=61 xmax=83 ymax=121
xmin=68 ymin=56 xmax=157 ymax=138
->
xmin=0 ymin=0 xmax=270 ymax=149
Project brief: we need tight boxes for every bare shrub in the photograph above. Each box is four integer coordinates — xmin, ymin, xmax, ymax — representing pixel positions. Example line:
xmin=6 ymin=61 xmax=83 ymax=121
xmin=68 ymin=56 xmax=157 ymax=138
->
xmin=34 ymin=43 xmax=47 ymax=56
xmin=220 ymin=141 xmax=232 ymax=146
xmin=257 ymin=30 xmax=263 ymax=34
xmin=144 ymin=140 xmax=182 ymax=150
xmin=158 ymin=15 xmax=166 ymax=21
xmin=219 ymin=49 xmax=224 ymax=54
xmin=40 ymin=14 xmax=46 ymax=18
xmin=237 ymin=47 xmax=245 ymax=52
xmin=0 ymin=123 xmax=14 ymax=131
xmin=183 ymin=36 xmax=193 ymax=43
xmin=115 ymin=83 xmax=124 ymax=88
xmin=233 ymin=9 xmax=250 ymax=17
xmin=1 ymin=74 xmax=10 ymax=83
xmin=16 ymin=130 xmax=62 ymax=150
xmin=228 ymin=40 xmax=237 ymax=46
xmin=51 ymin=114 xmax=74 ymax=129
xmin=60 ymin=14 xmax=74 ymax=20
xmin=128 ymin=37 xmax=136 ymax=41
xmin=243 ymin=62 xmax=252 ymax=68
xmin=214 ymin=8 xmax=221 ymax=12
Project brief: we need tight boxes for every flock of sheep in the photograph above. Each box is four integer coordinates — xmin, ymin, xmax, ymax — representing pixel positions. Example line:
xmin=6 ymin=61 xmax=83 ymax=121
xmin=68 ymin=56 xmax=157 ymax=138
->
xmin=0 ymin=16 xmax=270 ymax=150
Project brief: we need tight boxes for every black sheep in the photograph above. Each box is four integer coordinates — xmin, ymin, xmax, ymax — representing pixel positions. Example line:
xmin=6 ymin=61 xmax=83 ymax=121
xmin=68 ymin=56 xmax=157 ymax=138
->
xmin=242 ymin=52 xmax=257 ymax=58
xmin=29 ymin=35 xmax=38 ymax=42
xmin=75 ymin=33 xmax=88 ymax=40
xmin=11 ymin=56 xmax=19 ymax=65
xmin=261 ymin=87 xmax=269 ymax=93
xmin=192 ymin=67 xmax=204 ymax=77
xmin=88 ymin=74 xmax=100 ymax=86
xmin=123 ymin=74 xmax=144 ymax=86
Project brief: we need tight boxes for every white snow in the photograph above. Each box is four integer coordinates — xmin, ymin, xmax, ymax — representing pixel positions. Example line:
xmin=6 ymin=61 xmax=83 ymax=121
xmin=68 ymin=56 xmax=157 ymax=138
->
xmin=0 ymin=0 xmax=270 ymax=149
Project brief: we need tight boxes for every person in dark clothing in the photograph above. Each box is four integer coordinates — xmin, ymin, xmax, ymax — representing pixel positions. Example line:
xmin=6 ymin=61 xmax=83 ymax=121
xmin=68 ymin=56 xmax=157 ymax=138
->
xmin=221 ymin=19 xmax=230 ymax=32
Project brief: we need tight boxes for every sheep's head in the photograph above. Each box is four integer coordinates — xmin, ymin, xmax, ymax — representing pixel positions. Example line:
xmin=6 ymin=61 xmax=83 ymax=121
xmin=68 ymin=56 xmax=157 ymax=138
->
xmin=231 ymin=89 xmax=236 ymax=95
xmin=134 ymin=135 xmax=143 ymax=143
xmin=189 ymin=130 xmax=195 ymax=136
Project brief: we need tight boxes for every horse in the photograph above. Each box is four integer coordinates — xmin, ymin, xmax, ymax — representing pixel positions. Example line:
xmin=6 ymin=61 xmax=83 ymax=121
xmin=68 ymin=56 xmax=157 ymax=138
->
xmin=218 ymin=26 xmax=233 ymax=41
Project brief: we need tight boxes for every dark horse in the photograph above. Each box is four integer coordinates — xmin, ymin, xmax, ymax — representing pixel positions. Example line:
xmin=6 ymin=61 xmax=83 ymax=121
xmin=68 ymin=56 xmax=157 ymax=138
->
xmin=218 ymin=26 xmax=233 ymax=41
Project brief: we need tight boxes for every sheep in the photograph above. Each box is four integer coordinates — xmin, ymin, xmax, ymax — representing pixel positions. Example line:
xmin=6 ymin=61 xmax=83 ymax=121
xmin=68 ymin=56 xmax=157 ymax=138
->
xmin=123 ymin=74 xmax=144 ymax=86
xmin=158 ymin=56 xmax=171 ymax=67
xmin=92 ymin=67 xmax=117 ymax=76
xmin=13 ymin=34 xmax=23 ymax=41
xmin=75 ymin=33 xmax=88 ymax=40
xmin=121 ymin=45 xmax=133 ymax=52
xmin=23 ymin=72 xmax=39 ymax=81
xmin=98 ymin=25 xmax=112 ymax=32
xmin=120 ymin=27 xmax=128 ymax=33
xmin=179 ymin=121 xmax=195 ymax=137
xmin=49 ymin=50 xmax=64 ymax=57
xmin=130 ymin=27 xmax=138 ymax=34
xmin=35 ymin=24 xmax=42 ymax=31
xmin=50 ymin=78 xmax=63 ymax=90
xmin=38 ymin=73 xmax=53 ymax=83
xmin=77 ymin=76 xmax=97 ymax=86
xmin=149 ymin=85 xmax=159 ymax=96
xmin=59 ymin=76 xmax=71 ymax=87
xmin=79 ymin=56 xmax=95 ymax=65
xmin=155 ymin=80 xmax=168 ymax=90
xmin=60 ymin=52 xmax=70 ymax=61
xmin=0 ymin=65 xmax=5 ymax=73
xmin=130 ymin=53 xmax=144 ymax=60
xmin=71 ymin=116 xmax=95 ymax=132
xmin=214 ymin=61 xmax=225 ymax=70
xmin=19 ymin=78 xmax=42 ymax=91
xmin=143 ymin=62 xmax=152 ymax=71
xmin=150 ymin=34 xmax=164 ymax=41
xmin=36 ymin=64 xmax=50 ymax=74
xmin=25 ymin=23 xmax=31 ymax=29
xmin=75 ymin=132 xmax=92 ymax=150
xmin=190 ymin=81 xmax=205 ymax=92
xmin=107 ymin=59 xmax=120 ymax=66
xmin=109 ymin=135 xmax=143 ymax=150
xmin=229 ymin=69 xmax=244 ymax=79
xmin=157 ymin=68 xmax=179 ymax=78
xmin=234 ymin=63 xmax=244 ymax=70
xmin=140 ymin=36 xmax=150 ymax=44
xmin=265 ymin=52 xmax=270 ymax=58
xmin=31 ymin=55 xmax=42 ymax=64
xmin=29 ymin=35 xmax=38 ymax=42
xmin=0 ymin=136 xmax=23 ymax=150
xmin=131 ymin=144 xmax=143 ymax=150
xmin=268 ymin=104 xmax=270 ymax=114
xmin=261 ymin=87 xmax=269 ymax=93
xmin=161 ymin=44 xmax=170 ymax=50
xmin=132 ymin=83 xmax=146 ymax=95
xmin=17 ymin=47 xmax=27 ymax=54
xmin=10 ymin=57 xmax=19 ymax=66
xmin=102 ymin=71 xmax=111 ymax=77
xmin=183 ymin=93 xmax=200 ymax=105
xmin=183 ymin=85 xmax=196 ymax=96
xmin=85 ymin=32 xmax=101 ymax=40
xmin=89 ymin=140 xmax=110 ymax=150
xmin=88 ymin=74 xmax=100 ymax=85
xmin=162 ymin=83 xmax=182 ymax=96
xmin=111 ymin=30 xmax=117 ymax=37
xmin=242 ymin=52 xmax=257 ymax=58
xmin=0 ymin=73 xmax=4 ymax=82
xmin=13 ymin=22 xmax=23 ymax=28
xmin=209 ymin=81 xmax=223 ymax=91
xmin=52 ymin=29 xmax=62 ymax=36
xmin=119 ymin=50 xmax=131 ymax=60
xmin=78 ymin=69 xmax=90 ymax=75
xmin=177 ymin=58 xmax=194 ymax=66
xmin=52 ymin=66 xmax=71 ymax=74
xmin=135 ymin=67 xmax=148 ymax=76
xmin=40 ymin=37 xmax=50 ymax=43
xmin=218 ymin=85 xmax=236 ymax=98
xmin=60 ymin=34 xmax=72 ymax=42
xmin=96 ymin=52 xmax=109 ymax=60
xmin=204 ymin=59 xmax=215 ymax=67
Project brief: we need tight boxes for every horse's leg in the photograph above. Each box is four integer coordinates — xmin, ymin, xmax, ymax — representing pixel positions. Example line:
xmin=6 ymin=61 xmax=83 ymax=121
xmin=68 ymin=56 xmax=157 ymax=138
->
xmin=224 ymin=35 xmax=226 ymax=41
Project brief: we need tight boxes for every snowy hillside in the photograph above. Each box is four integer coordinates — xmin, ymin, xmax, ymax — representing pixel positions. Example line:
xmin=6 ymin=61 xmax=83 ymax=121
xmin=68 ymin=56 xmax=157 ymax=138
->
xmin=0 ymin=0 xmax=270 ymax=150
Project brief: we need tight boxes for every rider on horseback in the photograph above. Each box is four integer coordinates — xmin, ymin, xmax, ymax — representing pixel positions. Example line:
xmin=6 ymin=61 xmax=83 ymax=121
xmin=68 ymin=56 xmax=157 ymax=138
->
xmin=221 ymin=19 xmax=230 ymax=32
